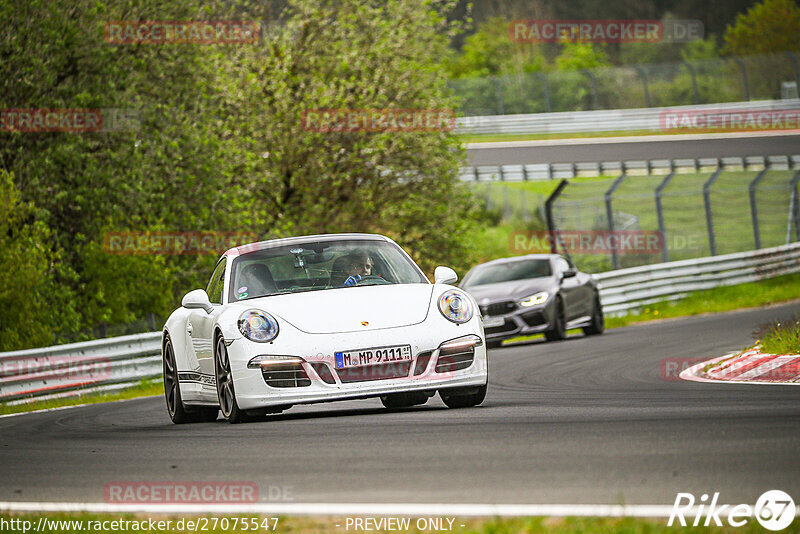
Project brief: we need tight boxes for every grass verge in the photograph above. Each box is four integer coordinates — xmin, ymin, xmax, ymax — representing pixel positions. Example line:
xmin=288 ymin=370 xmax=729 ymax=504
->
xmin=0 ymin=378 xmax=163 ymax=416
xmin=758 ymin=317 xmax=800 ymax=355
xmin=1 ymin=513 xmax=795 ymax=534
xmin=459 ymin=127 xmax=796 ymax=144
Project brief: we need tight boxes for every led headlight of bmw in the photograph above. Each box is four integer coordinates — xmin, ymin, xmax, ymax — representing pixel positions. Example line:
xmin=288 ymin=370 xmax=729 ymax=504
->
xmin=438 ymin=290 xmax=474 ymax=324
xmin=237 ymin=310 xmax=279 ymax=342
xmin=520 ymin=291 xmax=549 ymax=307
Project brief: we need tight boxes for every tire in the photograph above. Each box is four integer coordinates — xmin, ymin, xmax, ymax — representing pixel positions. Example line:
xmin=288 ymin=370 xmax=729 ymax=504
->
xmin=583 ymin=294 xmax=605 ymax=336
xmin=440 ymin=384 xmax=487 ymax=408
xmin=214 ymin=334 xmax=249 ymax=424
xmin=380 ymin=391 xmax=429 ymax=409
xmin=544 ymin=297 xmax=567 ymax=341
xmin=163 ymin=336 xmax=218 ymax=424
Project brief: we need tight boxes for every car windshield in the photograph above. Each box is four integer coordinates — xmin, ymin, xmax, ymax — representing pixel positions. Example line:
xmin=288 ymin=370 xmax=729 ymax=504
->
xmin=462 ymin=259 xmax=552 ymax=287
xmin=228 ymin=238 xmax=428 ymax=302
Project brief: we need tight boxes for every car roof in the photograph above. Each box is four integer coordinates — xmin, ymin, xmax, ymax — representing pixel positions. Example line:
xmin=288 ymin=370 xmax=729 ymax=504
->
xmin=472 ymin=254 xmax=560 ymax=268
xmin=223 ymin=233 xmax=391 ymax=258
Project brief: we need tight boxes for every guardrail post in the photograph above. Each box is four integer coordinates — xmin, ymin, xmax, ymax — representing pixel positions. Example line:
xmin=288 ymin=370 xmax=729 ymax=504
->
xmin=536 ymin=73 xmax=552 ymax=113
xmin=473 ymin=166 xmax=479 ymax=181
xmin=545 ymin=179 xmax=569 ymax=254
xmin=634 ymin=65 xmax=651 ymax=107
xmin=748 ymin=168 xmax=769 ymax=250
xmin=498 ymin=165 xmax=505 ymax=181
xmin=582 ymin=69 xmax=600 ymax=110
xmin=605 ymin=173 xmax=628 ymax=270
xmin=730 ymin=58 xmax=750 ymax=101
xmin=683 ymin=61 xmax=700 ymax=104
xmin=655 ymin=171 xmax=676 ymax=263
xmin=787 ymin=52 xmax=800 ymax=92
xmin=522 ymin=164 xmax=528 ymax=181
xmin=788 ymin=171 xmax=800 ymax=243
xmin=703 ymin=163 xmax=724 ymax=256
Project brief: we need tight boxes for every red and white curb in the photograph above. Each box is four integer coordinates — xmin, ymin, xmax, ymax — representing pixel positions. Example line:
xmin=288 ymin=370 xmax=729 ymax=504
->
xmin=681 ymin=347 xmax=800 ymax=385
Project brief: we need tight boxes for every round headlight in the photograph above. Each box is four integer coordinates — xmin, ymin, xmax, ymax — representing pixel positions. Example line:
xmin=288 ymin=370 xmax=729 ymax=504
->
xmin=438 ymin=290 xmax=474 ymax=324
xmin=237 ymin=310 xmax=279 ymax=343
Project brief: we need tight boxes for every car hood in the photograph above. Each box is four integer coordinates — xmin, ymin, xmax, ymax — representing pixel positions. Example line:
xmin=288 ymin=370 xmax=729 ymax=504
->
xmin=237 ymin=283 xmax=434 ymax=334
xmin=462 ymin=278 xmax=555 ymax=303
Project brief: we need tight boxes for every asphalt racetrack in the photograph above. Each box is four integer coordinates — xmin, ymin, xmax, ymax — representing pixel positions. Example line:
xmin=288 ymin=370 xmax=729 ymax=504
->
xmin=2 ymin=302 xmax=799 ymax=506
xmin=466 ymin=132 xmax=800 ymax=166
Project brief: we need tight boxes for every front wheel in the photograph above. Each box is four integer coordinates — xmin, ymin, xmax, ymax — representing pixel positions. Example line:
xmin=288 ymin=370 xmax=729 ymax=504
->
xmin=544 ymin=297 xmax=567 ymax=341
xmin=583 ymin=294 xmax=605 ymax=336
xmin=440 ymin=384 xmax=487 ymax=409
xmin=215 ymin=335 xmax=249 ymax=424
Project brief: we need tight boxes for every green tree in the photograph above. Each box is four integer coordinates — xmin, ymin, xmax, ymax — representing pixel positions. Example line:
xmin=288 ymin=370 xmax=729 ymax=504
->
xmin=724 ymin=0 xmax=800 ymax=55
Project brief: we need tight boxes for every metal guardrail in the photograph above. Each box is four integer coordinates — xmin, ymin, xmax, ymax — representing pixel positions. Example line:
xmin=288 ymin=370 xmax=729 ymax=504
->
xmin=455 ymin=98 xmax=800 ymax=136
xmin=0 ymin=333 xmax=162 ymax=403
xmin=460 ymin=154 xmax=800 ymax=182
xmin=2 ymin=242 xmax=800 ymax=402
xmin=595 ymin=242 xmax=800 ymax=315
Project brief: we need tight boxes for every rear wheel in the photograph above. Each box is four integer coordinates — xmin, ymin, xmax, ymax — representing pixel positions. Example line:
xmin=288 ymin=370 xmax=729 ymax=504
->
xmin=544 ymin=297 xmax=567 ymax=341
xmin=215 ymin=335 xmax=249 ymax=424
xmin=440 ymin=384 xmax=487 ymax=409
xmin=583 ymin=294 xmax=605 ymax=336
xmin=380 ymin=391 xmax=429 ymax=409
xmin=163 ymin=336 xmax=218 ymax=424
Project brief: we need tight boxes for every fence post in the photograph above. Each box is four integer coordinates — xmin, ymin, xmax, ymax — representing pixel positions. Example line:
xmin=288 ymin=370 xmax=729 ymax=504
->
xmin=703 ymin=163 xmax=723 ymax=256
xmin=655 ymin=171 xmax=676 ymax=263
xmin=789 ymin=171 xmax=800 ymax=243
xmin=748 ymin=168 xmax=769 ymax=250
xmin=634 ymin=65 xmax=651 ymax=107
xmin=536 ymin=72 xmax=552 ymax=113
xmin=492 ymin=76 xmax=505 ymax=115
xmin=582 ymin=69 xmax=600 ymax=110
xmin=683 ymin=61 xmax=700 ymax=104
xmin=605 ymin=173 xmax=628 ymax=270
xmin=545 ymin=180 xmax=569 ymax=254
xmin=787 ymin=52 xmax=800 ymax=92
xmin=503 ymin=185 xmax=511 ymax=219
xmin=730 ymin=58 xmax=750 ymax=101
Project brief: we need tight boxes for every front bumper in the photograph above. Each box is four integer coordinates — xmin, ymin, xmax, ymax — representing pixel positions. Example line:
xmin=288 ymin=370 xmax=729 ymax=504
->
xmin=227 ymin=319 xmax=487 ymax=410
xmin=482 ymin=300 xmax=555 ymax=342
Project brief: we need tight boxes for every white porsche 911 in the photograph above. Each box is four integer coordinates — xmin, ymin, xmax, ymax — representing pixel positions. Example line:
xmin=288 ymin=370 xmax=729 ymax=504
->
xmin=162 ymin=233 xmax=488 ymax=423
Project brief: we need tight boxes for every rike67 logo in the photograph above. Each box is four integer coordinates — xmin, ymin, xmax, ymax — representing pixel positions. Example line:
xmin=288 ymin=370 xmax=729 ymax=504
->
xmin=668 ymin=490 xmax=796 ymax=531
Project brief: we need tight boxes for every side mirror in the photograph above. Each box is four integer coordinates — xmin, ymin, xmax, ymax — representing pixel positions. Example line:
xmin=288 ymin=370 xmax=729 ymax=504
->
xmin=561 ymin=268 xmax=577 ymax=280
xmin=182 ymin=289 xmax=214 ymax=313
xmin=434 ymin=266 xmax=458 ymax=285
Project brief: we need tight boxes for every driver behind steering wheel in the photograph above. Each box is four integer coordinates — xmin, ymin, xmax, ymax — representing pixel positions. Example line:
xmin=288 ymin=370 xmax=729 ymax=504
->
xmin=343 ymin=251 xmax=374 ymax=287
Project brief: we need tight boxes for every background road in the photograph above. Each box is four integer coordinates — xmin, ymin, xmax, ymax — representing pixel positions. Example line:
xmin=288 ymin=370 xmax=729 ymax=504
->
xmin=2 ymin=303 xmax=800 ymax=505
xmin=466 ymin=132 xmax=800 ymax=165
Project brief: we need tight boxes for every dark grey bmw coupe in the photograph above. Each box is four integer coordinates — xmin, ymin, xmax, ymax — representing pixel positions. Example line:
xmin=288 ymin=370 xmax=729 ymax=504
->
xmin=460 ymin=254 xmax=604 ymax=348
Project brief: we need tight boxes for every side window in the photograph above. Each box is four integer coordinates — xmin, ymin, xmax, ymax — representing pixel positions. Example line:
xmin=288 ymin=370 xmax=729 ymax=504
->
xmin=553 ymin=257 xmax=570 ymax=274
xmin=206 ymin=258 xmax=227 ymax=304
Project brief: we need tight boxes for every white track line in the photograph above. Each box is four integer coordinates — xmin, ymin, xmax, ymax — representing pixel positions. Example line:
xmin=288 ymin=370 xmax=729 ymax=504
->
xmin=0 ymin=501 xmax=702 ymax=518
xmin=466 ymin=130 xmax=800 ymax=149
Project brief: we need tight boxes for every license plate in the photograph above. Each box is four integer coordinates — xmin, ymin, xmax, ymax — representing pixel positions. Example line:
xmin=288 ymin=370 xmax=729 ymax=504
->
xmin=335 ymin=344 xmax=412 ymax=369
xmin=483 ymin=316 xmax=505 ymax=328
